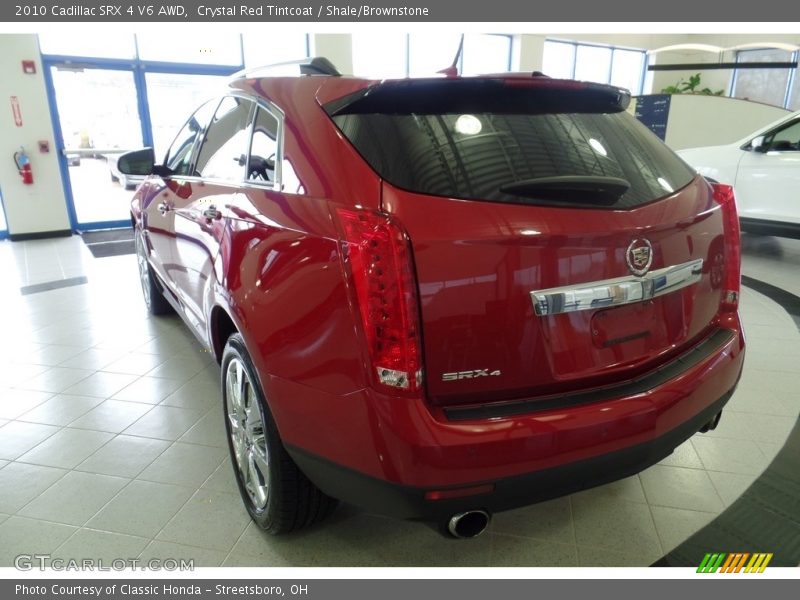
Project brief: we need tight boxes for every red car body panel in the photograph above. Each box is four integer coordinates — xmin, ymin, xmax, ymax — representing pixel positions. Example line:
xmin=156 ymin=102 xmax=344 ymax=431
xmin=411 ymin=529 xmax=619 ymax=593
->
xmin=131 ymin=71 xmax=745 ymax=521
xmin=384 ymin=176 xmax=726 ymax=406
xmin=272 ymin=322 xmax=742 ymax=488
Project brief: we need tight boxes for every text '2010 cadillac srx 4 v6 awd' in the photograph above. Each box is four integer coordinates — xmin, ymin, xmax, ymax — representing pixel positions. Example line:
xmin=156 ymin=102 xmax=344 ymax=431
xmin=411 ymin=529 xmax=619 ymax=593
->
xmin=121 ymin=58 xmax=744 ymax=538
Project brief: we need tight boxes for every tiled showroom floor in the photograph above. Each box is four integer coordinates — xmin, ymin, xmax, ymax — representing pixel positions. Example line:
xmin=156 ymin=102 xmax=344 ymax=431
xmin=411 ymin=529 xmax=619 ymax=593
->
xmin=0 ymin=233 xmax=797 ymax=567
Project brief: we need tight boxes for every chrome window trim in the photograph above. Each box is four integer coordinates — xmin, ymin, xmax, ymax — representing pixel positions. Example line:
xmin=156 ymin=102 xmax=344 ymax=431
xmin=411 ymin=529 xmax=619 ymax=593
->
xmin=167 ymin=90 xmax=286 ymax=190
xmin=530 ymin=258 xmax=704 ymax=317
xmin=239 ymin=92 xmax=285 ymax=191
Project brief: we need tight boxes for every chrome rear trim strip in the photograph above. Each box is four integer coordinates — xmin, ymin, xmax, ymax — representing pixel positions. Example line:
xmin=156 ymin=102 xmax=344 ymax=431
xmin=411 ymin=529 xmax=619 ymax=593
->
xmin=530 ymin=258 xmax=704 ymax=317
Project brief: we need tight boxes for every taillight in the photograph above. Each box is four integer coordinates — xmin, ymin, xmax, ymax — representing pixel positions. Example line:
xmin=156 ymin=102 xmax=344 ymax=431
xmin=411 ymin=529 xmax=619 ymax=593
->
xmin=336 ymin=208 xmax=422 ymax=393
xmin=711 ymin=182 xmax=741 ymax=311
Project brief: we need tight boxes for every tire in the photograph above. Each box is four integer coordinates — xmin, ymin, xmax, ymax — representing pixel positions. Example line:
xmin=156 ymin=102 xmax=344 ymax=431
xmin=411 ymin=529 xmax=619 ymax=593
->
xmin=135 ymin=229 xmax=171 ymax=316
xmin=221 ymin=333 xmax=337 ymax=534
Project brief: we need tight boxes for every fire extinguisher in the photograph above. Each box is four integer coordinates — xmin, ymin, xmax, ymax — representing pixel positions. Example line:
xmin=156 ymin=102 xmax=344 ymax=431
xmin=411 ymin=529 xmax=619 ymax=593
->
xmin=14 ymin=147 xmax=33 ymax=185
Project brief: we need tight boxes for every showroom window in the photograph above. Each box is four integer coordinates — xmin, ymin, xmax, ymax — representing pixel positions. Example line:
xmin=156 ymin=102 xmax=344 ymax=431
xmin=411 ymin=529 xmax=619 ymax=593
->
xmin=542 ymin=40 xmax=647 ymax=94
xmin=461 ymin=34 xmax=513 ymax=75
xmin=408 ymin=32 xmax=463 ymax=76
xmin=38 ymin=33 xmax=247 ymax=229
xmin=38 ymin=32 xmax=137 ymax=59
xmin=39 ymin=32 xmax=311 ymax=70
xmin=146 ymin=73 xmax=229 ymax=161
xmin=354 ymin=33 xmax=513 ymax=78
xmin=243 ymin=33 xmax=310 ymax=68
xmin=352 ymin=32 xmax=408 ymax=78
xmin=731 ymin=48 xmax=800 ymax=110
xmin=136 ymin=32 xmax=243 ymax=66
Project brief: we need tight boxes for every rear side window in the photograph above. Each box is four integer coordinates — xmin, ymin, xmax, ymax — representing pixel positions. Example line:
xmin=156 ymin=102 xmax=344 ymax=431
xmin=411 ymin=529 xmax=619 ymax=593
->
xmin=329 ymin=81 xmax=695 ymax=209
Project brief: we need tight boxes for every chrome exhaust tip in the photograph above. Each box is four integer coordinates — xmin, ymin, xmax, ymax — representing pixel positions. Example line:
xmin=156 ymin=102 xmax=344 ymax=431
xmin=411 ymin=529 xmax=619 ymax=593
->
xmin=447 ymin=510 xmax=491 ymax=539
xmin=699 ymin=410 xmax=723 ymax=433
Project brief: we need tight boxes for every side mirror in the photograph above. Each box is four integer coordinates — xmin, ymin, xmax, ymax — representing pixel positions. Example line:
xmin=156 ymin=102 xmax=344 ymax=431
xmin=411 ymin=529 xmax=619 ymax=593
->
xmin=117 ymin=148 xmax=155 ymax=175
xmin=750 ymin=135 xmax=767 ymax=153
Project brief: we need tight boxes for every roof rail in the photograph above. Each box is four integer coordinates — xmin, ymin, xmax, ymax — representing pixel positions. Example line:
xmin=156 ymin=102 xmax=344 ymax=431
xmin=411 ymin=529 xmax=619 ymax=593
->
xmin=230 ymin=57 xmax=341 ymax=80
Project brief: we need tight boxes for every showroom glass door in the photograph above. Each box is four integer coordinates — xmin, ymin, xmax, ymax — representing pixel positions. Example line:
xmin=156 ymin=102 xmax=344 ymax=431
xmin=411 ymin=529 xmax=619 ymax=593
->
xmin=49 ymin=65 xmax=145 ymax=228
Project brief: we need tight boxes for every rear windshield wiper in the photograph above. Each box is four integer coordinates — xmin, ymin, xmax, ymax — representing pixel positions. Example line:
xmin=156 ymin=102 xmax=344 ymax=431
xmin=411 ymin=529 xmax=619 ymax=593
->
xmin=499 ymin=176 xmax=630 ymax=205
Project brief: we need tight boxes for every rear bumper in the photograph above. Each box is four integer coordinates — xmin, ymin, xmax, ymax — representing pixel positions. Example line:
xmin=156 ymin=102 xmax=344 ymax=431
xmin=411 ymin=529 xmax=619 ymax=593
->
xmin=279 ymin=318 xmax=744 ymax=520
xmin=287 ymin=384 xmax=735 ymax=520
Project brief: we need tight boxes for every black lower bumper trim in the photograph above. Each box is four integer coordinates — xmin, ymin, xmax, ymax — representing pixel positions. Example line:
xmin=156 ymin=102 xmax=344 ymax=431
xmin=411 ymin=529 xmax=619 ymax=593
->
xmin=287 ymin=385 xmax=736 ymax=522
xmin=444 ymin=328 xmax=735 ymax=421
xmin=740 ymin=218 xmax=800 ymax=240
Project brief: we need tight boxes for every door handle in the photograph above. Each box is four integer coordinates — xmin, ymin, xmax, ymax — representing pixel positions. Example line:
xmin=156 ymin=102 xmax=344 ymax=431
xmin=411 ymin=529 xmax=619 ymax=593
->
xmin=203 ymin=206 xmax=222 ymax=221
xmin=157 ymin=202 xmax=171 ymax=215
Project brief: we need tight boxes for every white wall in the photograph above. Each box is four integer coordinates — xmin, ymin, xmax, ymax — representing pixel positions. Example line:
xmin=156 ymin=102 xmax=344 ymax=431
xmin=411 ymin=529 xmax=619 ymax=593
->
xmin=0 ymin=34 xmax=70 ymax=237
xmin=662 ymin=95 xmax=790 ymax=150
xmin=650 ymin=48 xmax=733 ymax=97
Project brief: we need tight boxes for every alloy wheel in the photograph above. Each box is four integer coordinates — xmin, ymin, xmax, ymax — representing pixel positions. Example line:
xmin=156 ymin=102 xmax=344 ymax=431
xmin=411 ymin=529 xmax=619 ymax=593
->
xmin=225 ymin=357 xmax=270 ymax=510
xmin=135 ymin=233 xmax=151 ymax=307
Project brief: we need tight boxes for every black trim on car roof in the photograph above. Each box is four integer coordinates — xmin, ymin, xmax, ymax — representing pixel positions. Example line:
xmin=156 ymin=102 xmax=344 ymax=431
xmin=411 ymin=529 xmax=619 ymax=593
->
xmin=324 ymin=78 xmax=631 ymax=117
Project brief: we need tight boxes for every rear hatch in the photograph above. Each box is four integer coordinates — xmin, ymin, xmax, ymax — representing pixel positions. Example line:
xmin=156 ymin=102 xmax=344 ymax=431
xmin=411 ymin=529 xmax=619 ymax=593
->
xmin=326 ymin=78 xmax=726 ymax=407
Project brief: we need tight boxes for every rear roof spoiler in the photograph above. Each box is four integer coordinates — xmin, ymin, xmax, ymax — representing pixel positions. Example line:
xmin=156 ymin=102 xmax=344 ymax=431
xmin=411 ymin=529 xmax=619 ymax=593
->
xmin=324 ymin=77 xmax=631 ymax=116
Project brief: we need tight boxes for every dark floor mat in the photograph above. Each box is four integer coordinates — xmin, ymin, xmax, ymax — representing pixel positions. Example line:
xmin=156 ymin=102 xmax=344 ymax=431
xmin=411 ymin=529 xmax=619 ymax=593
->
xmin=80 ymin=228 xmax=135 ymax=258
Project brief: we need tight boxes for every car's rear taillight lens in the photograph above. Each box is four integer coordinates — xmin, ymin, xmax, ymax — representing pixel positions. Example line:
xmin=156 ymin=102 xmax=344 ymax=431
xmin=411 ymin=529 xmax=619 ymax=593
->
xmin=711 ymin=182 xmax=741 ymax=311
xmin=336 ymin=208 xmax=422 ymax=393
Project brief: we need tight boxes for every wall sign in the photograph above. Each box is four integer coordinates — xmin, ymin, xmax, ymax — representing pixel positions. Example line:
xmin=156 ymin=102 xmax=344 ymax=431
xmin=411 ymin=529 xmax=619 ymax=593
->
xmin=10 ymin=96 xmax=22 ymax=127
xmin=634 ymin=94 xmax=671 ymax=141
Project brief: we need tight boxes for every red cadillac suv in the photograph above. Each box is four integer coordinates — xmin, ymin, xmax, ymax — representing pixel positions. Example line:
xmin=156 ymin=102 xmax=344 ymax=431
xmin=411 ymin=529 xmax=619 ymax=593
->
xmin=122 ymin=58 xmax=745 ymax=538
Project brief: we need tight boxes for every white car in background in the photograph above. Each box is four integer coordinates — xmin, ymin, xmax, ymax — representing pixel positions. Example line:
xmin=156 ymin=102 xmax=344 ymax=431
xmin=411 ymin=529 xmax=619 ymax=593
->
xmin=678 ymin=110 xmax=800 ymax=239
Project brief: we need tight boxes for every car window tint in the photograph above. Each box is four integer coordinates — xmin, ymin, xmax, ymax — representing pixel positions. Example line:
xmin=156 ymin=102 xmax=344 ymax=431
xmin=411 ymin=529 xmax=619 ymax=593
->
xmin=194 ymin=97 xmax=254 ymax=181
xmin=164 ymin=100 xmax=218 ymax=176
xmin=247 ymin=107 xmax=279 ymax=184
xmin=769 ymin=119 xmax=800 ymax=151
xmin=328 ymin=80 xmax=694 ymax=209
xmin=333 ymin=111 xmax=695 ymax=209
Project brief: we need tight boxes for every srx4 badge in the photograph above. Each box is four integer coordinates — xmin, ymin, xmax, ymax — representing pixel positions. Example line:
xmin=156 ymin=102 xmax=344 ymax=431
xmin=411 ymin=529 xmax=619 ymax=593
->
xmin=442 ymin=369 xmax=502 ymax=382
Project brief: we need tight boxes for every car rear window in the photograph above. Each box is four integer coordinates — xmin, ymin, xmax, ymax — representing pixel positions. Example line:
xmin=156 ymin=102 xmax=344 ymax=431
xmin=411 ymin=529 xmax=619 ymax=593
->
xmin=327 ymin=79 xmax=695 ymax=209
